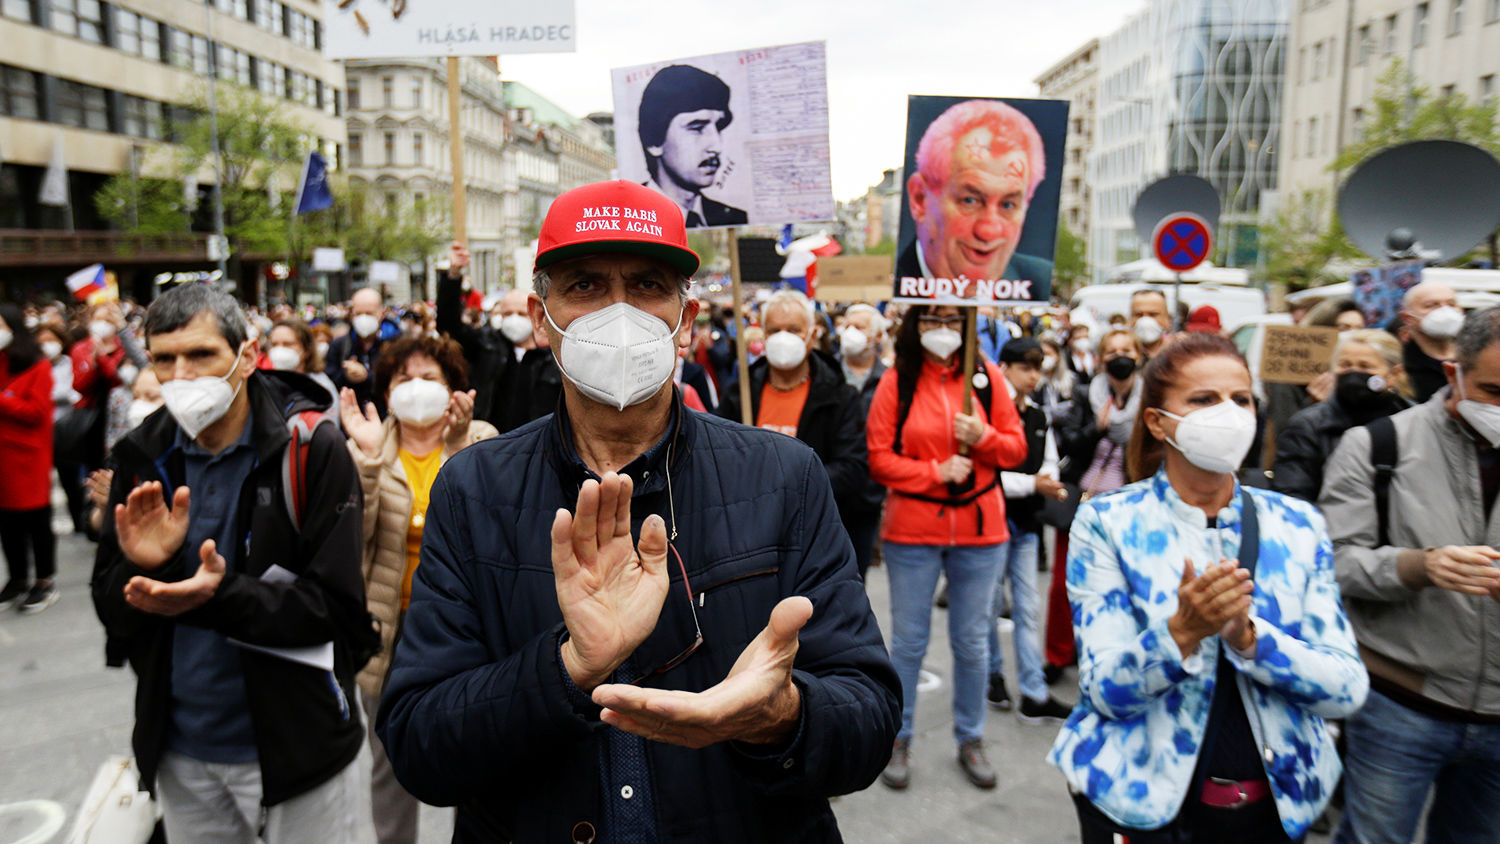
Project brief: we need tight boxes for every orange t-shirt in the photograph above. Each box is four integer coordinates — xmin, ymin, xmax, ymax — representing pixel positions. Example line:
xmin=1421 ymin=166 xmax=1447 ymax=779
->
xmin=757 ymin=379 xmax=809 ymax=437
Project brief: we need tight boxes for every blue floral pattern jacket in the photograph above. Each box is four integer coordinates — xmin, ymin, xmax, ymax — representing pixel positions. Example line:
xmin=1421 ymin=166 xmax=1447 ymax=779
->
xmin=1048 ymin=471 xmax=1367 ymax=838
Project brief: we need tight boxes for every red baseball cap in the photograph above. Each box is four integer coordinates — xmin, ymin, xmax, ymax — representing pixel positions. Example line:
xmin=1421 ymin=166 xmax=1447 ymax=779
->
xmin=534 ymin=180 xmax=700 ymax=277
xmin=1185 ymin=304 xmax=1222 ymax=334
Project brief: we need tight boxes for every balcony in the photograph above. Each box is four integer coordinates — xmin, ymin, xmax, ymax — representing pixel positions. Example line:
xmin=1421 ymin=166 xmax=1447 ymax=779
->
xmin=0 ymin=230 xmax=211 ymax=268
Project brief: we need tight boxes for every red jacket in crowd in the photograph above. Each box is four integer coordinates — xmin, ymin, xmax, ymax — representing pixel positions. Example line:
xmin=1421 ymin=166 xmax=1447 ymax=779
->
xmin=0 ymin=354 xmax=55 ymax=510
xmin=70 ymin=336 xmax=125 ymax=409
xmin=867 ymin=358 xmax=1028 ymax=547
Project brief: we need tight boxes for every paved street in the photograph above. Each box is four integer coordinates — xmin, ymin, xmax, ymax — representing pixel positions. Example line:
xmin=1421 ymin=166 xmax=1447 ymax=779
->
xmin=0 ymin=526 xmax=1335 ymax=843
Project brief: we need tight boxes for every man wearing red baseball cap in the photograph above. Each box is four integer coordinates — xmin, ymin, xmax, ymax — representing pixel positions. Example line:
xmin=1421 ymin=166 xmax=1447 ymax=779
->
xmin=378 ymin=180 xmax=899 ymax=843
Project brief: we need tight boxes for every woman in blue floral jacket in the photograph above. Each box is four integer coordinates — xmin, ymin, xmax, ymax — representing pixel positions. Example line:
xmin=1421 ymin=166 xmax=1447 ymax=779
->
xmin=1049 ymin=334 xmax=1367 ymax=843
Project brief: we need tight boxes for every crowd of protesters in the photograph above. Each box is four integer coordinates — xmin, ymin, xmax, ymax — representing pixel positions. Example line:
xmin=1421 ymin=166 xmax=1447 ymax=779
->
xmin=0 ymin=182 xmax=1494 ymax=843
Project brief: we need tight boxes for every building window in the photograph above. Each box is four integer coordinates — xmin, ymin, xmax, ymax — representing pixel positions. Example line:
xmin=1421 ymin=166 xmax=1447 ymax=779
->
xmin=1351 ymin=106 xmax=1365 ymax=140
xmin=1356 ymin=24 xmax=1372 ymax=63
xmin=348 ymin=133 xmax=362 ymax=166
xmin=1415 ymin=3 xmax=1430 ymax=45
xmin=1443 ymin=83 xmax=1457 ymax=97
xmin=1307 ymin=117 xmax=1318 ymax=157
xmin=346 ymin=78 xmax=359 ymax=110
xmin=1449 ymin=0 xmax=1465 ymax=33
xmin=170 ymin=29 xmax=212 ymax=74
xmin=1484 ymin=74 xmax=1496 ymax=97
xmin=114 ymin=9 xmax=163 ymax=60
xmin=257 ymin=60 xmax=285 ymax=99
xmin=410 ymin=77 xmax=421 ymax=109
xmin=1385 ymin=13 xmax=1400 ymax=51
xmin=1489 ymin=0 xmax=1500 ymax=22
xmin=285 ymin=8 xmax=314 ymax=48
xmin=121 ymin=94 xmax=163 ymax=139
xmin=0 ymin=66 xmax=40 ymax=119
xmin=412 ymin=131 xmax=423 ymax=165
xmin=227 ymin=0 xmax=247 ymax=21
xmin=51 ymin=0 xmax=104 ymax=42
xmin=1312 ymin=40 xmax=1325 ymax=80
xmin=55 ymin=79 xmax=109 ymax=131
xmin=381 ymin=75 xmax=393 ymax=108
xmin=384 ymin=131 xmax=394 ymax=164
xmin=1 ymin=0 xmax=33 ymax=23
xmin=217 ymin=45 xmax=251 ymax=86
xmin=255 ymin=0 xmax=281 ymax=32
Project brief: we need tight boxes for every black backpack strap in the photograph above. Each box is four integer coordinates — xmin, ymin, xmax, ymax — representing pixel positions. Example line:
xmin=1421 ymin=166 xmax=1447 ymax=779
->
xmin=1367 ymin=415 xmax=1398 ymax=547
xmin=1239 ymin=489 xmax=1259 ymax=578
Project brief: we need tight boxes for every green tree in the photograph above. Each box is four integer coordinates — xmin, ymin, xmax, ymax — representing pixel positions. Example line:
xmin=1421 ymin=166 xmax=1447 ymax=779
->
xmin=96 ymin=83 xmax=442 ymax=291
xmin=1256 ymin=190 xmax=1359 ymax=290
xmin=1051 ymin=221 xmax=1088 ymax=294
xmin=1332 ymin=58 xmax=1500 ymax=171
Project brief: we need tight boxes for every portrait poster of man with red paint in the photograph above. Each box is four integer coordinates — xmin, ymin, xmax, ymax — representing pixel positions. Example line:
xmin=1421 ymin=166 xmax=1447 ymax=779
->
xmin=893 ymin=96 xmax=1069 ymax=306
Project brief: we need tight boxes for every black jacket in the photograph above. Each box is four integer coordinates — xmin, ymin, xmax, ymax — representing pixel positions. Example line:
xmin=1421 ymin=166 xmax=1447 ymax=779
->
xmin=435 ymin=276 xmax=562 ymax=432
xmin=1053 ymin=380 xmax=1103 ymax=485
xmin=717 ymin=352 xmax=872 ymax=518
xmin=324 ymin=331 xmax=384 ymax=411
xmin=377 ymin=396 xmax=900 ymax=843
xmin=91 ymin=371 xmax=372 ymax=805
xmin=1272 ymin=393 xmax=1413 ymax=502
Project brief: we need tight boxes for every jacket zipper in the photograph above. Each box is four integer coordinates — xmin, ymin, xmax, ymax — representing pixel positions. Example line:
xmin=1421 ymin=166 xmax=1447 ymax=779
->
xmin=939 ymin=370 xmax=957 ymax=545
xmin=696 ymin=567 xmax=779 ymax=601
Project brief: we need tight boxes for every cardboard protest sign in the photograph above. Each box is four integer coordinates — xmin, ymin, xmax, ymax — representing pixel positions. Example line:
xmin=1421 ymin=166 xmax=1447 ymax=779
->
xmin=611 ymin=42 xmax=834 ymax=230
xmin=814 ymin=255 xmax=893 ymax=302
xmin=1350 ymin=260 xmax=1423 ymax=330
xmin=1260 ymin=325 xmax=1340 ymax=385
xmin=324 ymin=0 xmax=574 ymax=58
xmin=893 ymin=95 xmax=1069 ymax=306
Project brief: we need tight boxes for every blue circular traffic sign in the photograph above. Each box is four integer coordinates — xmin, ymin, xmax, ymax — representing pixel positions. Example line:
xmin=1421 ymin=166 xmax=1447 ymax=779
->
xmin=1153 ymin=213 xmax=1213 ymax=273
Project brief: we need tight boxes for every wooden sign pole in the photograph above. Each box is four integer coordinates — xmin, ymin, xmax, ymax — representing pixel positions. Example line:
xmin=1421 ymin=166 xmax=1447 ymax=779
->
xmin=959 ymin=307 xmax=978 ymax=456
xmin=447 ymin=56 xmax=467 ymax=258
xmin=729 ymin=228 xmax=752 ymax=425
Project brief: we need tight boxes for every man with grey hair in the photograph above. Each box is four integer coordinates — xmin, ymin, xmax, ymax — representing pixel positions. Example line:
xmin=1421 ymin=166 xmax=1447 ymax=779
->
xmin=1399 ymin=280 xmax=1462 ymax=402
xmin=377 ymin=181 xmax=898 ymax=841
xmin=1321 ymin=305 xmax=1500 ymax=844
xmin=91 ymin=283 xmax=375 ymax=843
xmin=718 ymin=290 xmax=873 ymax=576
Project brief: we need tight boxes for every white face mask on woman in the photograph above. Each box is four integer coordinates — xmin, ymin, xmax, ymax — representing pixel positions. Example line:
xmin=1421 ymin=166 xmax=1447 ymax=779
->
xmin=544 ymin=301 xmax=681 ymax=411
xmin=1155 ymin=400 xmax=1258 ymax=475
xmin=267 ymin=346 xmax=302 ymax=371
xmin=920 ymin=328 xmax=962 ymax=360
xmin=160 ymin=343 xmax=248 ymax=440
xmin=387 ymin=377 xmax=450 ymax=426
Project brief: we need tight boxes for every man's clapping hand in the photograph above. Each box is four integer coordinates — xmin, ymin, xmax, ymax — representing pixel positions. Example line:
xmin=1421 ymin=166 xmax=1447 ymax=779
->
xmin=554 ymin=473 xmax=671 ymax=692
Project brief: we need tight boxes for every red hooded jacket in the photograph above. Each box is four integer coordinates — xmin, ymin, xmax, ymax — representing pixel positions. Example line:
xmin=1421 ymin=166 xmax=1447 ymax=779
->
xmin=867 ymin=358 xmax=1028 ymax=546
xmin=0 ymin=355 xmax=55 ymax=510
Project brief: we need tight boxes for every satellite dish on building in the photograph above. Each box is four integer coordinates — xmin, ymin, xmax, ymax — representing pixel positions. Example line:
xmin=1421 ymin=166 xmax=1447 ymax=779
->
xmin=1132 ymin=175 xmax=1221 ymax=243
xmin=1337 ymin=139 xmax=1500 ymax=262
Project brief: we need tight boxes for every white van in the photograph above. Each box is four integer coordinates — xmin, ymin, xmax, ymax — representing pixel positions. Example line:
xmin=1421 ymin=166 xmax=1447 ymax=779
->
xmin=1069 ymin=282 xmax=1268 ymax=333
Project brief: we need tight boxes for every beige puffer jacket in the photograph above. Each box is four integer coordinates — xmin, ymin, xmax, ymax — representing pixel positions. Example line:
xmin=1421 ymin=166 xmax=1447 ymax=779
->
xmin=348 ymin=416 xmax=498 ymax=698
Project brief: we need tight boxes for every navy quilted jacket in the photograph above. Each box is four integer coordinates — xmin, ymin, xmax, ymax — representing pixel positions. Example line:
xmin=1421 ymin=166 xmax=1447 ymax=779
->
xmin=377 ymin=397 xmax=901 ymax=843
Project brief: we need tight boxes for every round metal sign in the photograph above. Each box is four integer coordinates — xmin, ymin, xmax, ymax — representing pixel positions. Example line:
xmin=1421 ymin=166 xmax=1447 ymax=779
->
xmin=1153 ymin=213 xmax=1213 ymax=273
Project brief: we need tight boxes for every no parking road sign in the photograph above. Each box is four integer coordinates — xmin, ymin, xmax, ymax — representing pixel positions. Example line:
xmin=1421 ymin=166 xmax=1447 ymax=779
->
xmin=1153 ymin=213 xmax=1213 ymax=273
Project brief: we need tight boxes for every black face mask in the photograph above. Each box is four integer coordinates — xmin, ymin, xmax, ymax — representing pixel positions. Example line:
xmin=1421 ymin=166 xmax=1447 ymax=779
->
xmin=1105 ymin=355 xmax=1137 ymax=380
xmin=1335 ymin=371 xmax=1390 ymax=415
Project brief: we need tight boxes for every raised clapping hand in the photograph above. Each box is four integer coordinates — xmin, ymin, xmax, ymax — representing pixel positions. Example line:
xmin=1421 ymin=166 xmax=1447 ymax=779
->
xmin=554 ymin=473 xmax=671 ymax=692
xmin=115 ymin=481 xmax=191 ymax=570
xmin=593 ymin=595 xmax=811 ymax=748
xmin=115 ymin=481 xmax=225 ymax=616
xmin=1168 ymin=558 xmax=1255 ymax=658
xmin=340 ymin=388 xmax=384 ymax=459
xmin=1422 ymin=545 xmax=1500 ymax=598
xmin=442 ymin=388 xmax=476 ymax=451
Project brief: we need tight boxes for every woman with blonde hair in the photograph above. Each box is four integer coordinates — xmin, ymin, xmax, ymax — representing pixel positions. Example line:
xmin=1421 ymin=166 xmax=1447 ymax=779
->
xmin=1272 ymin=329 xmax=1411 ymax=503
xmin=340 ymin=335 xmax=497 ymax=844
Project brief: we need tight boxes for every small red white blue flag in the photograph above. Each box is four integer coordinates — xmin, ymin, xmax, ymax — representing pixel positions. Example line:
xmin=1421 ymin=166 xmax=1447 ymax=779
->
xmin=66 ymin=263 xmax=107 ymax=301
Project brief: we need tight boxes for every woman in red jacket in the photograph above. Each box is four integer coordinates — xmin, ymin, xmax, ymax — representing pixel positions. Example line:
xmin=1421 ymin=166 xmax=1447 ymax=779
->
xmin=0 ymin=304 xmax=58 ymax=613
xmin=867 ymin=304 xmax=1028 ymax=792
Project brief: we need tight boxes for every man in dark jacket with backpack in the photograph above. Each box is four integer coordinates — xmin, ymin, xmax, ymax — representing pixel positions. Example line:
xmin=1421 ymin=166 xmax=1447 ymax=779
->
xmin=377 ymin=180 xmax=900 ymax=843
xmin=92 ymin=284 xmax=374 ymax=844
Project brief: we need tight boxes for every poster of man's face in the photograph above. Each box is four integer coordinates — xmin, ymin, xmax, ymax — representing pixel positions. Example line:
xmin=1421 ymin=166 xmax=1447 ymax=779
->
xmin=894 ymin=96 xmax=1069 ymax=305
xmin=612 ymin=42 xmax=834 ymax=230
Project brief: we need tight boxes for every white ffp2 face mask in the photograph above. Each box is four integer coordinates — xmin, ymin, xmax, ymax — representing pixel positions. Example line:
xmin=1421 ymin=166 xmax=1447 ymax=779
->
xmin=127 ymin=399 xmax=162 ymax=429
xmin=920 ymin=328 xmax=962 ymax=360
xmin=1456 ymin=365 xmax=1500 ymax=447
xmin=765 ymin=330 xmax=809 ymax=371
xmin=499 ymin=314 xmax=534 ymax=345
xmin=1157 ymin=400 xmax=1257 ymax=475
xmin=352 ymin=314 xmax=380 ymax=338
xmin=160 ymin=343 xmax=247 ymax=440
xmin=1133 ymin=316 xmax=1164 ymax=345
xmin=840 ymin=327 xmax=869 ymax=357
xmin=388 ymin=377 xmax=450 ymax=426
xmin=1420 ymin=306 xmax=1464 ymax=341
xmin=267 ymin=346 xmax=302 ymax=371
xmin=545 ymin=302 xmax=681 ymax=411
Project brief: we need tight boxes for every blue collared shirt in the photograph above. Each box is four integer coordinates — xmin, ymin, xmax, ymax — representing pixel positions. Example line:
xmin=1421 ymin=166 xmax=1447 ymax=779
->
xmin=166 ymin=409 xmax=260 ymax=763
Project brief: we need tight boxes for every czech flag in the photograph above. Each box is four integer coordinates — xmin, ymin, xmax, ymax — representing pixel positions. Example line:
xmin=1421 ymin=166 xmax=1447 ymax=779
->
xmin=66 ymin=263 xmax=107 ymax=301
xmin=776 ymin=228 xmax=842 ymax=298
